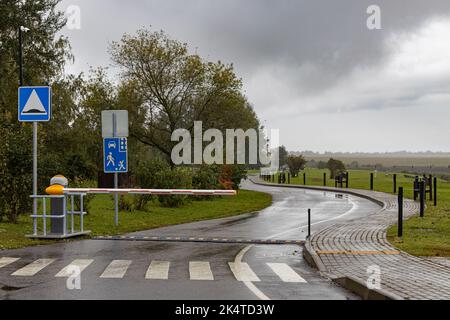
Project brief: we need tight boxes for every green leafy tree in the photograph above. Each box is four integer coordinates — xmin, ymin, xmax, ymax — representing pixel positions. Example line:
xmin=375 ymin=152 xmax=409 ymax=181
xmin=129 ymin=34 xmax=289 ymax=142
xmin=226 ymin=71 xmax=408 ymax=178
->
xmin=286 ymin=155 xmax=307 ymax=177
xmin=317 ymin=160 xmax=327 ymax=169
xmin=0 ymin=0 xmax=72 ymax=222
xmin=110 ymin=29 xmax=259 ymax=165
xmin=326 ymin=158 xmax=346 ymax=179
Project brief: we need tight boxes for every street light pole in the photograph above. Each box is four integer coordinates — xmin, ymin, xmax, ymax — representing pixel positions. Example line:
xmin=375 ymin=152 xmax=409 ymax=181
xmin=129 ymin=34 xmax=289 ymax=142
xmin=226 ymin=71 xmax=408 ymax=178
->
xmin=19 ymin=27 xmax=24 ymax=86
xmin=19 ymin=25 xmax=37 ymax=219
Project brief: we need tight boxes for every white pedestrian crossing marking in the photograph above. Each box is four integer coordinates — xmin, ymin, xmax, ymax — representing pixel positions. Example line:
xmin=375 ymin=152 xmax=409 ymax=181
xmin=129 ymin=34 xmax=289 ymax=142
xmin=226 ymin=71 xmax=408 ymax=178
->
xmin=4 ymin=257 xmax=308 ymax=284
xmin=55 ymin=259 xmax=94 ymax=277
xmin=189 ymin=261 xmax=214 ymax=280
xmin=0 ymin=257 xmax=19 ymax=269
xmin=145 ymin=261 xmax=170 ymax=279
xmin=12 ymin=259 xmax=55 ymax=276
xmin=266 ymin=263 xmax=307 ymax=283
xmin=228 ymin=262 xmax=260 ymax=282
xmin=100 ymin=260 xmax=132 ymax=279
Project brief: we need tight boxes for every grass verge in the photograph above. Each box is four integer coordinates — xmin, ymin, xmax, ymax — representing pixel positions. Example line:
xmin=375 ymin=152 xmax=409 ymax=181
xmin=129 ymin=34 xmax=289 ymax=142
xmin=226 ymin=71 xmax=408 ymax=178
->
xmin=0 ymin=189 xmax=272 ymax=250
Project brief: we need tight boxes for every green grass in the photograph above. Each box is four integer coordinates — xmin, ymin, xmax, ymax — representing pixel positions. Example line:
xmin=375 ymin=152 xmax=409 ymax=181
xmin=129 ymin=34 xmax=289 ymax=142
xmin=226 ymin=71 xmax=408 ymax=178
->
xmin=270 ymin=168 xmax=450 ymax=257
xmin=0 ymin=190 xmax=272 ymax=250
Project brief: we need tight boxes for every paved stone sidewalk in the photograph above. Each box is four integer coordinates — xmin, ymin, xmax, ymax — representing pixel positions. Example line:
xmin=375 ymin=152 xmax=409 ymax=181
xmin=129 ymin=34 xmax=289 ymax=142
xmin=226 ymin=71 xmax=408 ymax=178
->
xmin=252 ymin=177 xmax=450 ymax=300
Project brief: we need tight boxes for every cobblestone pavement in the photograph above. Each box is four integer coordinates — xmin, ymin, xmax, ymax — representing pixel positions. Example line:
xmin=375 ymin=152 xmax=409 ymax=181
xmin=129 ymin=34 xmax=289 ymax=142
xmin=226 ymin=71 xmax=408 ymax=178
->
xmin=253 ymin=178 xmax=450 ymax=300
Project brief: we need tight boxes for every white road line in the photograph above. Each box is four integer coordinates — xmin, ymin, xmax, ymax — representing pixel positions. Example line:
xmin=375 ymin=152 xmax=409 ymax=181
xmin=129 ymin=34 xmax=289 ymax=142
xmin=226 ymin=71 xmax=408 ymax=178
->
xmin=231 ymin=246 xmax=269 ymax=300
xmin=266 ymin=263 xmax=307 ymax=283
xmin=189 ymin=261 xmax=214 ymax=281
xmin=100 ymin=260 xmax=132 ymax=279
xmin=145 ymin=261 xmax=170 ymax=280
xmin=267 ymin=198 xmax=358 ymax=239
xmin=0 ymin=257 xmax=19 ymax=269
xmin=228 ymin=262 xmax=260 ymax=282
xmin=12 ymin=259 xmax=55 ymax=276
xmin=55 ymin=259 xmax=94 ymax=277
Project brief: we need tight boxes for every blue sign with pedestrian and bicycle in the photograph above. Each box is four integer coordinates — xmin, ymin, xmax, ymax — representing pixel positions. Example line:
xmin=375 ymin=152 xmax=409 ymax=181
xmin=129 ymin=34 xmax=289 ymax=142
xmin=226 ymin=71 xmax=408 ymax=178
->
xmin=103 ymin=137 xmax=128 ymax=173
xmin=18 ymin=86 xmax=51 ymax=122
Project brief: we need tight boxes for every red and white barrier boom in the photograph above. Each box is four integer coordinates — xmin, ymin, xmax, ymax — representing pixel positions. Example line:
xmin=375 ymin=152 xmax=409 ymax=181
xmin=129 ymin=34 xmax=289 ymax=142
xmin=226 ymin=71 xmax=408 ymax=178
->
xmin=46 ymin=184 xmax=236 ymax=196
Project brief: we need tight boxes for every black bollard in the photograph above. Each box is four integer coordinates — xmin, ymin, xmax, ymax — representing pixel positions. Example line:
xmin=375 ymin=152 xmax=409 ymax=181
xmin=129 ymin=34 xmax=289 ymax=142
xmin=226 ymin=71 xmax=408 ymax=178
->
xmin=288 ymin=172 xmax=290 ymax=184
xmin=419 ymin=180 xmax=425 ymax=217
xmin=323 ymin=172 xmax=326 ymax=186
xmin=345 ymin=172 xmax=349 ymax=188
xmin=413 ymin=176 xmax=419 ymax=201
xmin=307 ymin=208 xmax=311 ymax=239
xmin=370 ymin=173 xmax=374 ymax=190
xmin=393 ymin=174 xmax=397 ymax=194
xmin=429 ymin=174 xmax=433 ymax=201
xmin=434 ymin=177 xmax=437 ymax=206
xmin=398 ymin=187 xmax=403 ymax=237
xmin=303 ymin=172 xmax=306 ymax=185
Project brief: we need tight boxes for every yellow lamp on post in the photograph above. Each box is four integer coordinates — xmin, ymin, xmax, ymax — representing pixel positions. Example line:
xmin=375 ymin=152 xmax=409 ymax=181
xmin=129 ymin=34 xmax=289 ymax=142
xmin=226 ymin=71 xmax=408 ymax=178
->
xmin=45 ymin=174 xmax=67 ymax=195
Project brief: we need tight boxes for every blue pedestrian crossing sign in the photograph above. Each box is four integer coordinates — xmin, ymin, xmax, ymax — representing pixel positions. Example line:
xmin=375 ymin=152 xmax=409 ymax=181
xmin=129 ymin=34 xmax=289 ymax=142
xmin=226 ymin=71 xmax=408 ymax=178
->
xmin=18 ymin=86 xmax=51 ymax=122
xmin=104 ymin=137 xmax=128 ymax=173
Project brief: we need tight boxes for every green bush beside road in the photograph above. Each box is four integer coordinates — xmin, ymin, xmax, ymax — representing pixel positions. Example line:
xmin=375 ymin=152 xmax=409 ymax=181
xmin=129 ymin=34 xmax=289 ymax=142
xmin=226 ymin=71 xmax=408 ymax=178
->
xmin=271 ymin=168 xmax=450 ymax=257
xmin=0 ymin=189 xmax=271 ymax=250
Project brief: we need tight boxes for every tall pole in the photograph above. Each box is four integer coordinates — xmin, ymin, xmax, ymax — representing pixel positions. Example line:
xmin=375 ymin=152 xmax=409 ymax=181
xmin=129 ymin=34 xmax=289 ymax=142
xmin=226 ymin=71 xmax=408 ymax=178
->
xmin=20 ymin=26 xmax=38 ymax=218
xmin=19 ymin=27 xmax=24 ymax=86
xmin=113 ymin=113 xmax=119 ymax=226
xmin=33 ymin=122 xmax=37 ymax=216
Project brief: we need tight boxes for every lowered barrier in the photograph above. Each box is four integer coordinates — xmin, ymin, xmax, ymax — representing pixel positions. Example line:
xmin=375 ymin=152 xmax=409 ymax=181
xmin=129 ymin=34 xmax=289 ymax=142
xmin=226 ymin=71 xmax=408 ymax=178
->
xmin=28 ymin=175 xmax=236 ymax=239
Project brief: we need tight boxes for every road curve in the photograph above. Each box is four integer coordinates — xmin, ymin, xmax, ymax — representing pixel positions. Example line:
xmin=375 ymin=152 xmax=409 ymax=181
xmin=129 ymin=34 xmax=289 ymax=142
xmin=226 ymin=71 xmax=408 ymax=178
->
xmin=0 ymin=179 xmax=381 ymax=300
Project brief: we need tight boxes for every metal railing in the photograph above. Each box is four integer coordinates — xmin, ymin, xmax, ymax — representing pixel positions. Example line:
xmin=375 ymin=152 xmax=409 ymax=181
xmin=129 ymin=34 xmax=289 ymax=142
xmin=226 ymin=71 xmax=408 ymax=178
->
xmin=29 ymin=193 xmax=87 ymax=237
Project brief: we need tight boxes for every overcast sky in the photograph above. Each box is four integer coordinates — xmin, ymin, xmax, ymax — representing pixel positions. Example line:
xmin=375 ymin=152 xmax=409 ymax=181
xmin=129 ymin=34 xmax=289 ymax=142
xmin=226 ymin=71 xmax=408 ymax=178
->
xmin=58 ymin=0 xmax=450 ymax=152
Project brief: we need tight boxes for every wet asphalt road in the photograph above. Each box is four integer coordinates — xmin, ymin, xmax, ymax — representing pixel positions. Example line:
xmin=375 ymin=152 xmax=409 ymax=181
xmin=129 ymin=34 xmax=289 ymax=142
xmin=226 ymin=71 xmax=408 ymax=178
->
xmin=0 ymin=179 xmax=380 ymax=300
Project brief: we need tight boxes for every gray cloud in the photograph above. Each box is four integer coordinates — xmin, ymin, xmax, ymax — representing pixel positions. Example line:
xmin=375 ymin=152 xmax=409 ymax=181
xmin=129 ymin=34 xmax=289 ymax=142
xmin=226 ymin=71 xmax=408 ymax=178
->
xmin=59 ymin=0 xmax=450 ymax=152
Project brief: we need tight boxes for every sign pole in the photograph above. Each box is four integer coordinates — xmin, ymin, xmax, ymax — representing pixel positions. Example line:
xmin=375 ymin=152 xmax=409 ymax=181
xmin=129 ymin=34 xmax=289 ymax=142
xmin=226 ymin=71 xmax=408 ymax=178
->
xmin=102 ymin=110 xmax=128 ymax=227
xmin=33 ymin=121 xmax=38 ymax=217
xmin=112 ymin=113 xmax=119 ymax=226
xmin=114 ymin=173 xmax=118 ymax=226
xmin=18 ymin=86 xmax=51 ymax=219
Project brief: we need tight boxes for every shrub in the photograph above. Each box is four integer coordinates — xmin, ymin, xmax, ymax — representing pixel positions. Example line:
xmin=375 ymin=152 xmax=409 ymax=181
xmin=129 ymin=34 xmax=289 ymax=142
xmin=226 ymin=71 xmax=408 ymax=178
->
xmin=119 ymin=195 xmax=133 ymax=212
xmin=133 ymin=194 xmax=153 ymax=211
xmin=0 ymin=125 xmax=33 ymax=223
xmin=219 ymin=165 xmax=247 ymax=190
xmin=134 ymin=159 xmax=192 ymax=207
xmin=192 ymin=164 xmax=221 ymax=189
